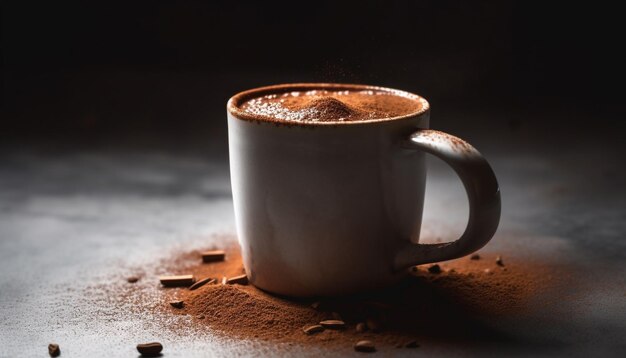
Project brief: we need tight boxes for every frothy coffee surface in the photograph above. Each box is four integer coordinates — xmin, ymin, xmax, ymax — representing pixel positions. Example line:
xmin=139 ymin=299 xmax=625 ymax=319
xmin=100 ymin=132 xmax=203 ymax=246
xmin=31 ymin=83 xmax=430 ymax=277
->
xmin=239 ymin=89 xmax=423 ymax=123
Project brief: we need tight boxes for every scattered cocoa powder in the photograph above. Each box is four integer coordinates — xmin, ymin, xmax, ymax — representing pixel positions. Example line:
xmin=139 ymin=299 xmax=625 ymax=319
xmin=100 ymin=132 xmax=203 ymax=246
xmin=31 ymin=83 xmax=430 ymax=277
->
xmin=165 ymin=246 xmax=559 ymax=345
xmin=83 ymin=236 xmax=573 ymax=351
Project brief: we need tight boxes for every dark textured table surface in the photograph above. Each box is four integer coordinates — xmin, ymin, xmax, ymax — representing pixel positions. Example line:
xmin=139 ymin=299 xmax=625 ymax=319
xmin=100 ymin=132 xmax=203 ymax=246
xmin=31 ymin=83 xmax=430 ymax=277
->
xmin=1 ymin=111 xmax=625 ymax=357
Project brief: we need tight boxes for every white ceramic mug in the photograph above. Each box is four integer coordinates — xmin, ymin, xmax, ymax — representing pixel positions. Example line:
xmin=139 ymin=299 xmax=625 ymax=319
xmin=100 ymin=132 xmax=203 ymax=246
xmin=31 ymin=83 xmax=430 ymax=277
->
xmin=227 ymin=83 xmax=500 ymax=297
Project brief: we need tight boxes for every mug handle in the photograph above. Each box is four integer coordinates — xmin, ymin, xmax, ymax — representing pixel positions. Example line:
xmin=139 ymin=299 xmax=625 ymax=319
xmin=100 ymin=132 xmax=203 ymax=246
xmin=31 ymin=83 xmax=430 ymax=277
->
xmin=394 ymin=129 xmax=501 ymax=270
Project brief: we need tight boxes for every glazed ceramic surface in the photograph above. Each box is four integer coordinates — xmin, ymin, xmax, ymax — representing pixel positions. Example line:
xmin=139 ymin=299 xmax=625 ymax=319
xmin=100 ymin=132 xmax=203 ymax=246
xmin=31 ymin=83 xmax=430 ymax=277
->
xmin=227 ymin=84 xmax=500 ymax=296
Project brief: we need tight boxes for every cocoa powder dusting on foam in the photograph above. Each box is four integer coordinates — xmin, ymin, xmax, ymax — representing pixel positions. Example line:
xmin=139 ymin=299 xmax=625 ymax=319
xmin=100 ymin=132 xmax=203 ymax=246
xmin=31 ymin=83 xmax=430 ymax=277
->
xmin=292 ymin=97 xmax=369 ymax=121
xmin=240 ymin=89 xmax=422 ymax=123
xmin=82 ymin=236 xmax=576 ymax=350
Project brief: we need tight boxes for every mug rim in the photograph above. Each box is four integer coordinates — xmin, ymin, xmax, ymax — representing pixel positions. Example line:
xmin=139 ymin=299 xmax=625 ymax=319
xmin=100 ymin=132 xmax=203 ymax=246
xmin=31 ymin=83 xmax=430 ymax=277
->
xmin=227 ymin=83 xmax=430 ymax=126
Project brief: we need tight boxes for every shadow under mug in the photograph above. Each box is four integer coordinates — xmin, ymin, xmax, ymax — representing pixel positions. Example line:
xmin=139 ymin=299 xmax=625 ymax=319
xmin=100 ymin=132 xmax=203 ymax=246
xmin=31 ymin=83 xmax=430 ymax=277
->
xmin=227 ymin=83 xmax=500 ymax=297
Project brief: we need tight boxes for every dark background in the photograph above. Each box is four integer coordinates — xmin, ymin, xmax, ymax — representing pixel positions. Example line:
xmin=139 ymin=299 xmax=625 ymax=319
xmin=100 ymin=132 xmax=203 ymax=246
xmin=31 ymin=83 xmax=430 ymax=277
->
xmin=2 ymin=1 xmax=625 ymax=143
xmin=1 ymin=3 xmax=626 ymax=355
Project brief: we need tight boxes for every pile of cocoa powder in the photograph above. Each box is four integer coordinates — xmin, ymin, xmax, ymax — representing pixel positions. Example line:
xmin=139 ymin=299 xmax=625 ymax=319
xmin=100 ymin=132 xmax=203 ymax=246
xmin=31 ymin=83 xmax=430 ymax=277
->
xmin=292 ymin=97 xmax=370 ymax=121
xmin=85 ymin=235 xmax=569 ymax=352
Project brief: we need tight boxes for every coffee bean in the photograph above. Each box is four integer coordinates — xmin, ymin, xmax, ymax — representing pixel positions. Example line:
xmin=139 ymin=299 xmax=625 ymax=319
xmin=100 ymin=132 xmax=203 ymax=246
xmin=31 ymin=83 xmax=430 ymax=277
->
xmin=405 ymin=340 xmax=420 ymax=348
xmin=354 ymin=340 xmax=376 ymax=352
xmin=226 ymin=274 xmax=248 ymax=285
xmin=48 ymin=343 xmax=60 ymax=357
xmin=470 ymin=254 xmax=480 ymax=260
xmin=189 ymin=277 xmax=216 ymax=290
xmin=137 ymin=342 xmax=163 ymax=357
xmin=319 ymin=319 xmax=345 ymax=329
xmin=303 ymin=324 xmax=324 ymax=335
xmin=201 ymin=250 xmax=225 ymax=263
xmin=496 ymin=255 xmax=505 ymax=266
xmin=428 ymin=264 xmax=442 ymax=274
xmin=365 ymin=317 xmax=381 ymax=332
xmin=127 ymin=276 xmax=140 ymax=283
xmin=169 ymin=300 xmax=184 ymax=309
xmin=356 ymin=322 xmax=367 ymax=333
xmin=159 ymin=275 xmax=195 ymax=287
